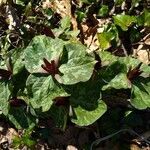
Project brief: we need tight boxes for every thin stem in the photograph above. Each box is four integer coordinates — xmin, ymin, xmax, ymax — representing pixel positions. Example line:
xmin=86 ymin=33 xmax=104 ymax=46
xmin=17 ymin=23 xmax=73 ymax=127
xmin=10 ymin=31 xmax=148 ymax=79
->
xmin=90 ymin=129 xmax=150 ymax=150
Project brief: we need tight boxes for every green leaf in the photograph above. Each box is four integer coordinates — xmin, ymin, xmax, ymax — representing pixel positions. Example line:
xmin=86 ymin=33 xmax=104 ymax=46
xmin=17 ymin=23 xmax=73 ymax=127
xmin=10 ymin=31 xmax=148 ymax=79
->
xmin=113 ymin=15 xmax=136 ymax=31
xmin=102 ymin=73 xmax=129 ymax=90
xmin=8 ymin=107 xmax=35 ymax=129
xmin=137 ymin=9 xmax=150 ymax=26
xmin=97 ymin=32 xmax=115 ymax=50
xmin=24 ymin=35 xmax=65 ymax=73
xmin=99 ymin=51 xmax=150 ymax=74
xmin=49 ymin=105 xmax=67 ymax=129
xmin=22 ymin=137 xmax=36 ymax=148
xmin=58 ymin=42 xmax=96 ymax=84
xmin=97 ymin=24 xmax=119 ymax=50
xmin=11 ymin=48 xmax=25 ymax=75
xmin=98 ymin=59 xmax=128 ymax=90
xmin=131 ymin=77 xmax=150 ymax=109
xmin=114 ymin=0 xmax=125 ymax=5
xmin=76 ymin=11 xmax=86 ymax=23
xmin=68 ymin=79 xmax=107 ymax=126
xmin=118 ymin=56 xmax=140 ymax=70
xmin=0 ymin=81 xmax=10 ymax=115
xmin=130 ymin=27 xmax=141 ymax=43
xmin=26 ymin=74 xmax=69 ymax=112
xmin=60 ymin=16 xmax=71 ymax=30
xmin=119 ymin=57 xmax=150 ymax=74
xmin=98 ymin=51 xmax=118 ymax=65
xmin=100 ymin=60 xmax=127 ymax=79
xmin=72 ymin=100 xmax=107 ymax=126
xmin=98 ymin=5 xmax=109 ymax=17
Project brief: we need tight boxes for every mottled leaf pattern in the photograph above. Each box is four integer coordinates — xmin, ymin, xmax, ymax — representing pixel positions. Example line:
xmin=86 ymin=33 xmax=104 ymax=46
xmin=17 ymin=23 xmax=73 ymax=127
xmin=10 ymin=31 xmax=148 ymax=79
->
xmin=26 ymin=74 xmax=69 ymax=112
xmin=24 ymin=35 xmax=65 ymax=73
xmin=0 ymin=81 xmax=10 ymax=115
xmin=58 ymin=42 xmax=96 ymax=84
xmin=131 ymin=77 xmax=150 ymax=109
xmin=67 ymin=79 xmax=107 ymax=126
xmin=72 ymin=100 xmax=107 ymax=126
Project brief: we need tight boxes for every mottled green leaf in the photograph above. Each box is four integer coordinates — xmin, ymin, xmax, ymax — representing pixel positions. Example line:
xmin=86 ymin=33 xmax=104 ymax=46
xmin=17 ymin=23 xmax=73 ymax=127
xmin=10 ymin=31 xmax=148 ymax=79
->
xmin=0 ymin=81 xmax=10 ymax=115
xmin=98 ymin=51 xmax=118 ymax=65
xmin=68 ymin=79 xmax=107 ymax=126
xmin=26 ymin=74 xmax=69 ymax=112
xmin=102 ymin=73 xmax=129 ymax=90
xmin=58 ymin=42 xmax=96 ymax=84
xmin=24 ymin=35 xmax=65 ymax=73
xmin=99 ymin=51 xmax=150 ymax=74
xmin=131 ymin=77 xmax=150 ymax=109
xmin=119 ymin=57 xmax=150 ymax=74
xmin=72 ymin=100 xmax=107 ymax=126
xmin=99 ymin=60 xmax=127 ymax=81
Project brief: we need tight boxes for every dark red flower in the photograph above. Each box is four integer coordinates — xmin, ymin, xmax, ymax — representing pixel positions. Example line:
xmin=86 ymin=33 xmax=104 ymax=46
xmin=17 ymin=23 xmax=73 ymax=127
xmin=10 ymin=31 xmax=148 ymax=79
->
xmin=53 ymin=97 xmax=70 ymax=107
xmin=9 ymin=97 xmax=26 ymax=107
xmin=41 ymin=58 xmax=59 ymax=76
xmin=127 ymin=63 xmax=143 ymax=81
xmin=0 ymin=69 xmax=12 ymax=80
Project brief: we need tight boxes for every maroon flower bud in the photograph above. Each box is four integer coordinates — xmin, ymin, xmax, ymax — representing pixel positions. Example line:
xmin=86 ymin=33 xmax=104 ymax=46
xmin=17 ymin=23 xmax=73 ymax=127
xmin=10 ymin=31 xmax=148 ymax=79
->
xmin=127 ymin=63 xmax=143 ymax=81
xmin=9 ymin=97 xmax=26 ymax=107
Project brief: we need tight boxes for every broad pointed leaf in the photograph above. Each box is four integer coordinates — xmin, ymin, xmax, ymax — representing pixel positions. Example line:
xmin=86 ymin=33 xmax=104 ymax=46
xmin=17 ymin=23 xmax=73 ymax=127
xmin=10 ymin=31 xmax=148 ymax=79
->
xmin=130 ymin=77 xmax=150 ymax=109
xmin=24 ymin=35 xmax=65 ymax=73
xmin=58 ymin=42 xmax=96 ymax=84
xmin=68 ymin=79 xmax=107 ymax=126
xmin=99 ymin=51 xmax=150 ymax=74
xmin=99 ymin=51 xmax=118 ymax=66
xmin=113 ymin=15 xmax=136 ymax=31
xmin=97 ymin=32 xmax=114 ymax=50
xmin=8 ymin=107 xmax=36 ymax=129
xmin=72 ymin=100 xmax=107 ymax=126
xmin=26 ymin=74 xmax=69 ymax=112
xmin=102 ymin=73 xmax=129 ymax=90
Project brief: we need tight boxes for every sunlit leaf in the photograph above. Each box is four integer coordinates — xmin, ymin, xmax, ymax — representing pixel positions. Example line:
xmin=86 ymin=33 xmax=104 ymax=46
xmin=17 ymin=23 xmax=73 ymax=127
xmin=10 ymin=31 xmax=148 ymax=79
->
xmin=113 ymin=15 xmax=136 ymax=31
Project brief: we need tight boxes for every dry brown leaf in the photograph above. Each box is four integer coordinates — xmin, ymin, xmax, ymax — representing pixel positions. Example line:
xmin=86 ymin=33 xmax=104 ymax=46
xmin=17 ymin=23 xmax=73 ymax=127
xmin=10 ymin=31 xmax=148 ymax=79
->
xmin=145 ymin=38 xmax=150 ymax=45
xmin=130 ymin=143 xmax=141 ymax=150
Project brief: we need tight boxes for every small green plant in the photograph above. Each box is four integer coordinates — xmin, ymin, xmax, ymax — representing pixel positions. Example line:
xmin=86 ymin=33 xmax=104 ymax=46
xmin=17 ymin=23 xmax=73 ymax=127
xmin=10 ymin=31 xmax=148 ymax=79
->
xmin=12 ymin=125 xmax=36 ymax=149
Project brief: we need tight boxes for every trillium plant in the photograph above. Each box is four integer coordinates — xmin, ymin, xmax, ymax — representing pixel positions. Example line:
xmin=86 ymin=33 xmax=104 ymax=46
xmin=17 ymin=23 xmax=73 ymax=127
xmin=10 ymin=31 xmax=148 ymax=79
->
xmin=0 ymin=0 xmax=149 ymax=132
xmin=0 ymin=34 xmax=149 ymax=129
